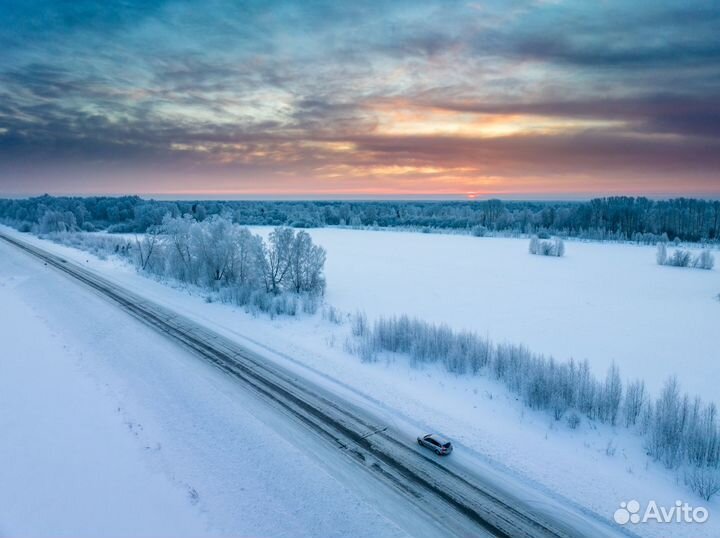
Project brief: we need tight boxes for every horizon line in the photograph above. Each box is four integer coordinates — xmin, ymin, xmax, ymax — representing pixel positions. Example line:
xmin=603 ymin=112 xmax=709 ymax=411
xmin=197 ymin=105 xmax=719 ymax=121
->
xmin=2 ymin=192 xmax=720 ymax=202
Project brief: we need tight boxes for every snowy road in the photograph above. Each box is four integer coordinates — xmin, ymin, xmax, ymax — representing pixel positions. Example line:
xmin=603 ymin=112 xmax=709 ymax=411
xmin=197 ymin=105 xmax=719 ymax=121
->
xmin=0 ymin=232 xmax=634 ymax=538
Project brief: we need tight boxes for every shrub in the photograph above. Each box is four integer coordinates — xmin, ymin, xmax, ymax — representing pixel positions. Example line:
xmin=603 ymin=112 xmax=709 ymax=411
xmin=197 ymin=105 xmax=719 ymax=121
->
xmin=693 ymin=250 xmax=715 ymax=270
xmin=566 ymin=412 xmax=581 ymax=429
xmin=657 ymin=244 xmax=715 ymax=270
xmin=529 ymin=236 xmax=565 ymax=257
xmin=323 ymin=306 xmax=343 ymax=324
xmin=684 ymin=466 xmax=720 ymax=501
xmin=667 ymin=249 xmax=692 ymax=267
xmin=471 ymin=225 xmax=488 ymax=237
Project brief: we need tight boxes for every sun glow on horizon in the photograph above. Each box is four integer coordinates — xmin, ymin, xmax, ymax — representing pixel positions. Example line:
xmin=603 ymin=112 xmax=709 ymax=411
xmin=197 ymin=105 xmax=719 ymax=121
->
xmin=370 ymin=102 xmax=626 ymax=138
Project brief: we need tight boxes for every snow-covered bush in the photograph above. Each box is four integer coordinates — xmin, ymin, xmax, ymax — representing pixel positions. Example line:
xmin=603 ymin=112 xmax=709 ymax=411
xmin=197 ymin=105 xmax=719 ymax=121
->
xmin=667 ymin=249 xmax=692 ymax=267
xmin=529 ymin=236 xmax=565 ymax=257
xmin=470 ymin=225 xmax=487 ymax=237
xmin=684 ymin=466 xmax=720 ymax=501
xmin=566 ymin=412 xmax=581 ymax=429
xmin=322 ymin=305 xmax=343 ymax=324
xmin=44 ymin=231 xmax=132 ymax=259
xmin=656 ymin=243 xmax=715 ymax=270
xmin=693 ymin=250 xmax=715 ymax=270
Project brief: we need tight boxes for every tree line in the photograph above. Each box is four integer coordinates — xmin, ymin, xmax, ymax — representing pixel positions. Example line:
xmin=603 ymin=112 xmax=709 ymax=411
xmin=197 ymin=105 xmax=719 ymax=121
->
xmin=346 ymin=313 xmax=720 ymax=500
xmin=2 ymin=195 xmax=720 ymax=242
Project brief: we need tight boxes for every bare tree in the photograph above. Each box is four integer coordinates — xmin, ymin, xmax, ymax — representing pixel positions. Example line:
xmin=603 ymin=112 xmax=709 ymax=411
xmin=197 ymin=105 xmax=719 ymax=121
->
xmin=134 ymin=225 xmax=160 ymax=271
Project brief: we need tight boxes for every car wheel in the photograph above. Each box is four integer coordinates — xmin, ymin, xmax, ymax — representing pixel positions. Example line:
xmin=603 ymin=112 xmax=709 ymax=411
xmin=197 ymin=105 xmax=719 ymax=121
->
xmin=435 ymin=449 xmax=441 ymax=455
xmin=417 ymin=439 xmax=422 ymax=446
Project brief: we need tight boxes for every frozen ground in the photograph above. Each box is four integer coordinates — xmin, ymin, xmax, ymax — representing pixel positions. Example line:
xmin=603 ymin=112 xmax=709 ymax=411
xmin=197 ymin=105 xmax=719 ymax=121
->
xmin=0 ymin=238 xmax=410 ymax=538
xmin=2 ymin=226 xmax=719 ymax=537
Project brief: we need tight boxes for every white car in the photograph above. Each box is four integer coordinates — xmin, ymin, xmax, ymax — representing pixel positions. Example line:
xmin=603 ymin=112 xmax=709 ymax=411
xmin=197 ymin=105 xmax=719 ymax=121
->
xmin=417 ymin=433 xmax=453 ymax=455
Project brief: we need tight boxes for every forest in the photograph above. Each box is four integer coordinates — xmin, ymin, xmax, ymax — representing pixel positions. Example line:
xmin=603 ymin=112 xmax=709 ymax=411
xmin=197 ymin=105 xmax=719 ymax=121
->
xmin=1 ymin=195 xmax=719 ymax=243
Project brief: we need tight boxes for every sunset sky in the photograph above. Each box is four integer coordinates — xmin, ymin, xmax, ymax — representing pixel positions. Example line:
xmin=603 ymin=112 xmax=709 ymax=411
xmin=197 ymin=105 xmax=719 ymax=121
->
xmin=0 ymin=0 xmax=719 ymax=198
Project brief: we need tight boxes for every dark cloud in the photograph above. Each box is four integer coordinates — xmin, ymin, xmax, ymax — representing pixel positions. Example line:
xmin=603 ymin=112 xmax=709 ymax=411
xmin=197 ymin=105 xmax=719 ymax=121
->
xmin=509 ymin=36 xmax=720 ymax=68
xmin=416 ymin=94 xmax=720 ymax=139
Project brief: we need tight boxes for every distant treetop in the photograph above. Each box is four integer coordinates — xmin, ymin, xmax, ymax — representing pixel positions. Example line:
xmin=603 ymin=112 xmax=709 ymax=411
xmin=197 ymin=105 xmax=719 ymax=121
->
xmin=0 ymin=196 xmax=718 ymax=243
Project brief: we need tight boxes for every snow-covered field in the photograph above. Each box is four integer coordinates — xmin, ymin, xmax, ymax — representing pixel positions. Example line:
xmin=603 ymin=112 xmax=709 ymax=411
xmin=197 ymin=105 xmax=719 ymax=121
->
xmin=2 ymin=225 xmax=719 ymax=538
xmin=296 ymin=228 xmax=719 ymax=401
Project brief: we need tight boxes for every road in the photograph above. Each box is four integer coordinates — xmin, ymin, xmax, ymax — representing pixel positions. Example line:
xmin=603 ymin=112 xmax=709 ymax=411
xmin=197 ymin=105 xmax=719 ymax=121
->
xmin=0 ymin=231 xmax=632 ymax=538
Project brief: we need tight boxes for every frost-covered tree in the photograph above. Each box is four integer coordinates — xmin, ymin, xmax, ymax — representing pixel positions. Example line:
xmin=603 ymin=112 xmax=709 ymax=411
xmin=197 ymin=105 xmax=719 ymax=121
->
xmin=647 ymin=377 xmax=686 ymax=468
xmin=163 ymin=214 xmax=196 ymax=283
xmin=233 ymin=228 xmax=264 ymax=288
xmin=4 ymin=195 xmax=720 ymax=242
xmin=288 ymin=230 xmax=327 ymax=294
xmin=259 ymin=227 xmax=295 ymax=294
xmin=38 ymin=210 xmax=77 ymax=233
xmin=598 ymin=363 xmax=622 ymax=425
xmin=656 ymin=243 xmax=667 ymax=265
xmin=623 ymin=379 xmax=646 ymax=427
xmin=190 ymin=215 xmax=240 ymax=285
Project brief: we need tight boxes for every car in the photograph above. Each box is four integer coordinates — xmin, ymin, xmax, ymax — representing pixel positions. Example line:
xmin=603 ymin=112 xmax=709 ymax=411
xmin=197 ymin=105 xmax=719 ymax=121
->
xmin=417 ymin=433 xmax=453 ymax=455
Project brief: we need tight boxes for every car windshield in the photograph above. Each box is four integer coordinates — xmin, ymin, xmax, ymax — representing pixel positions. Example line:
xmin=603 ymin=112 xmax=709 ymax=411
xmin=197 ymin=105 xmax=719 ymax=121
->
xmin=442 ymin=443 xmax=451 ymax=448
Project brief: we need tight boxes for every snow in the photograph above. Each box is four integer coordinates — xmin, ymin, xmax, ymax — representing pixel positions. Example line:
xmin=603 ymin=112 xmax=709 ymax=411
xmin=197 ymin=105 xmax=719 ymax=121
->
xmin=0 ymin=277 xmax=211 ymax=538
xmin=2 ymin=225 xmax=719 ymax=538
xmin=0 ymin=238 xmax=410 ymax=538
xmin=301 ymin=228 xmax=719 ymax=401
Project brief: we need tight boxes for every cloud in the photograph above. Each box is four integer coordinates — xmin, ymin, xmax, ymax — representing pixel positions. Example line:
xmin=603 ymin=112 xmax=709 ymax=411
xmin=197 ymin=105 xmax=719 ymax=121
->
xmin=0 ymin=0 xmax=718 ymax=196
